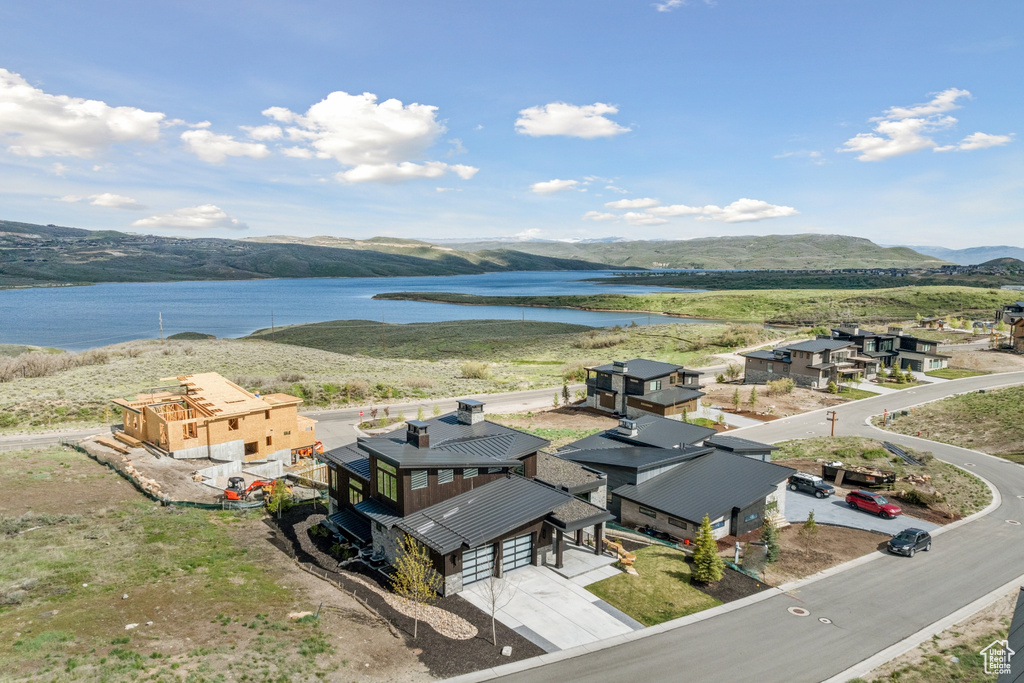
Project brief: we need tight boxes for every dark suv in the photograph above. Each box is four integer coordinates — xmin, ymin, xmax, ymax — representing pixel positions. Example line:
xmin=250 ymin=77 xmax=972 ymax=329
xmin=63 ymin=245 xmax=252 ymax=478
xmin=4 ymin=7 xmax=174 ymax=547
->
xmin=888 ymin=528 xmax=932 ymax=557
xmin=788 ymin=472 xmax=835 ymax=498
xmin=845 ymin=490 xmax=902 ymax=519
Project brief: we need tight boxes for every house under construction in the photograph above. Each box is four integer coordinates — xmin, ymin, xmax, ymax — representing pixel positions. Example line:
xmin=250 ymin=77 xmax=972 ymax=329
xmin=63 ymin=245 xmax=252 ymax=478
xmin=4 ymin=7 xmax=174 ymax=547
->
xmin=113 ymin=372 xmax=317 ymax=463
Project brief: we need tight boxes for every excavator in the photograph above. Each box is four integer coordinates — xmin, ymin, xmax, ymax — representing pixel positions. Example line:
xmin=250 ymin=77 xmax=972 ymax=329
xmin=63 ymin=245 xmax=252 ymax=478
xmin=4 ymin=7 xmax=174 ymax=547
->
xmin=223 ymin=477 xmax=291 ymax=502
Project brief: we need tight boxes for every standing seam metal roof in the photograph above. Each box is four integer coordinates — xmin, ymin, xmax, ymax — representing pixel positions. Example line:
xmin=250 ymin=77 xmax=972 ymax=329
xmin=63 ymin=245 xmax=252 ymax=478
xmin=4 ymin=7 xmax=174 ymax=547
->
xmin=591 ymin=358 xmax=692 ymax=380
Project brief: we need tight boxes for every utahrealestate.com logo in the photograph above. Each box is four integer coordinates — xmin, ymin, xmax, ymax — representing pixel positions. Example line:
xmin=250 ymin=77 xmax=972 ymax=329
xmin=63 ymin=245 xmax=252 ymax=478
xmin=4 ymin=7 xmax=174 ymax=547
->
xmin=981 ymin=639 xmax=1015 ymax=676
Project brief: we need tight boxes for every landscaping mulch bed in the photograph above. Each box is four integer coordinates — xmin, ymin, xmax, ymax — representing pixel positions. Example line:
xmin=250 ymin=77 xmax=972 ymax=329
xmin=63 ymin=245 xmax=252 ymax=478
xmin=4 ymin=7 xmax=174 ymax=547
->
xmin=268 ymin=504 xmax=545 ymax=678
xmin=692 ymin=560 xmax=772 ymax=603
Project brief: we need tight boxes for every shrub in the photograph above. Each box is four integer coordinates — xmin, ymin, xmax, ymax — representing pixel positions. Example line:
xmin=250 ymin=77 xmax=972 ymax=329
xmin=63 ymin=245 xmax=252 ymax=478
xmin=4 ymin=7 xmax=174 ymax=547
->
xmin=572 ymin=330 xmax=629 ymax=349
xmin=460 ymin=361 xmax=491 ymax=379
xmin=901 ymin=488 xmax=943 ymax=507
xmin=766 ymin=377 xmax=795 ymax=396
xmin=405 ymin=376 xmax=436 ymax=389
xmin=861 ymin=448 xmax=888 ymax=460
xmin=715 ymin=373 xmax=726 ymax=383
xmin=827 ymin=381 xmax=838 ymax=394
xmin=277 ymin=372 xmax=305 ymax=383
xmin=344 ymin=380 xmax=370 ymax=401
xmin=561 ymin=363 xmax=587 ymax=382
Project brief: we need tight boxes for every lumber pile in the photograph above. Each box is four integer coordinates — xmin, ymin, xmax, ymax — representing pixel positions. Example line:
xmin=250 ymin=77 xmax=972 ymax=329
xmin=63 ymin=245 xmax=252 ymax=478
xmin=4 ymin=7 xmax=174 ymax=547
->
xmin=113 ymin=431 xmax=143 ymax=448
xmin=95 ymin=437 xmax=130 ymax=455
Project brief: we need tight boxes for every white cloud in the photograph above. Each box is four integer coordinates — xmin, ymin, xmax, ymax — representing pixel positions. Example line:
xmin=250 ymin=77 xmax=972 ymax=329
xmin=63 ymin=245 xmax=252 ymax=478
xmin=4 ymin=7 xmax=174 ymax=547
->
xmin=646 ymin=204 xmax=705 ymax=217
xmin=240 ymin=124 xmax=283 ymax=141
xmin=623 ymin=212 xmax=668 ymax=226
xmin=839 ymin=88 xmax=1011 ymax=161
xmin=774 ymin=149 xmax=826 ymax=165
xmin=583 ymin=211 xmax=619 ymax=222
xmin=449 ymin=164 xmax=479 ymax=180
xmin=336 ymin=161 xmax=477 ymax=184
xmin=531 ymin=178 xmax=579 ymax=194
xmin=180 ymin=129 xmax=270 ymax=164
xmin=51 ymin=162 xmax=69 ymax=176
xmin=56 ymin=193 xmax=146 ymax=210
xmin=697 ymin=198 xmax=799 ymax=223
xmin=132 ymin=204 xmax=248 ymax=231
xmin=281 ymin=146 xmax=314 ymax=159
xmin=0 ymin=67 xmax=164 ymax=157
xmin=515 ymin=102 xmax=630 ymax=139
xmin=654 ymin=0 xmax=685 ymax=11
xmin=936 ymin=131 xmax=1013 ymax=152
xmin=512 ymin=228 xmax=543 ymax=240
xmin=605 ymin=184 xmax=629 ymax=194
xmin=605 ymin=197 xmax=659 ymax=209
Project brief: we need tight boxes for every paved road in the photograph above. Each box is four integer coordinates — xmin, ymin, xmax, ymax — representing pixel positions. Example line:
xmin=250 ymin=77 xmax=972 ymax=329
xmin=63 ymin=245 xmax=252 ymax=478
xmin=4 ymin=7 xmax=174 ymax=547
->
xmin=486 ymin=372 xmax=1024 ymax=683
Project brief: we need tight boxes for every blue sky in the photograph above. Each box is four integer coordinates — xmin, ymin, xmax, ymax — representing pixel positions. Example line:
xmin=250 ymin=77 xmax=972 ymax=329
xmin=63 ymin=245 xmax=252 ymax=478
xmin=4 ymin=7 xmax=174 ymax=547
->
xmin=0 ymin=1 xmax=1020 ymax=248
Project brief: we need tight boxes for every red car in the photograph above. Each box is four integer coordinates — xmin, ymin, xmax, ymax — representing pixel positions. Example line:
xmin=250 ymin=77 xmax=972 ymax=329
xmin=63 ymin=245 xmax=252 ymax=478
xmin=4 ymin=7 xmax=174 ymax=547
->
xmin=845 ymin=490 xmax=902 ymax=519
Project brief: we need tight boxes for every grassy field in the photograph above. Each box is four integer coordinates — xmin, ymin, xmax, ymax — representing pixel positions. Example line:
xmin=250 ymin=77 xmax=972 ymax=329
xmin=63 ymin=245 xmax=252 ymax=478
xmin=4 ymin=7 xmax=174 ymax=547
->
xmin=0 ymin=446 xmax=419 ymax=681
xmin=774 ymin=437 xmax=992 ymax=517
xmin=879 ymin=385 xmax=1024 ymax=463
xmin=585 ymin=545 xmax=721 ymax=626
xmin=589 ymin=269 xmax=1024 ymax=291
xmin=374 ymin=286 xmax=1021 ymax=326
xmin=0 ymin=344 xmax=62 ymax=357
xmin=0 ymin=322 xmax=791 ymax=433
xmin=925 ymin=368 xmax=990 ymax=379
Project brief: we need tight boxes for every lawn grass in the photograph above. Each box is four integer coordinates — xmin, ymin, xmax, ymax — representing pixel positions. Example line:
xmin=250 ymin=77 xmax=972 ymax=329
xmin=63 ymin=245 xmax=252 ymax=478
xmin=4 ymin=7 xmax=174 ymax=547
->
xmin=585 ymin=545 xmax=721 ymax=626
xmin=879 ymin=385 xmax=1024 ymax=459
xmin=773 ymin=437 xmax=992 ymax=517
xmin=374 ymin=286 xmax=1022 ymax=326
xmin=834 ymin=387 xmax=879 ymax=400
xmin=925 ymin=367 xmax=990 ymax=379
xmin=875 ymin=380 xmax=927 ymax=390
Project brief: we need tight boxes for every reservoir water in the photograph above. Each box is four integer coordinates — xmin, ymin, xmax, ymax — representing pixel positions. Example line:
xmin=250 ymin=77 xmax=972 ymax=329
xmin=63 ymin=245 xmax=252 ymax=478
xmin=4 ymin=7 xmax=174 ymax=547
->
xmin=0 ymin=271 xmax=707 ymax=351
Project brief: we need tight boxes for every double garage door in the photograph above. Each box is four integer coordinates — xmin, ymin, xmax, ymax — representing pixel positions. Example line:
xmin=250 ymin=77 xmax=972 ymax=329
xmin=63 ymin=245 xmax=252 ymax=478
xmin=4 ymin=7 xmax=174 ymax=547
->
xmin=462 ymin=533 xmax=533 ymax=585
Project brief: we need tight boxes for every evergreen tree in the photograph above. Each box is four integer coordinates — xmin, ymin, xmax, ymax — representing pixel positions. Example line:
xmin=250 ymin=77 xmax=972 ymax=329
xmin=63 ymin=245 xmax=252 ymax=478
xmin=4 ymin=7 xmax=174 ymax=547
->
xmin=732 ymin=387 xmax=741 ymax=411
xmin=800 ymin=510 xmax=818 ymax=544
xmin=562 ymin=382 xmax=571 ymax=405
xmin=691 ymin=514 xmax=724 ymax=583
xmin=762 ymin=499 xmax=780 ymax=563
xmin=748 ymin=386 xmax=758 ymax=409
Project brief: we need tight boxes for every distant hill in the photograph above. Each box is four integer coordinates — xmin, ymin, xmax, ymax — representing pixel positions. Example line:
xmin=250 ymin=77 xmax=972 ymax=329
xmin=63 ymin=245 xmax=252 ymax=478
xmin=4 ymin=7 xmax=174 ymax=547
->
xmin=439 ymin=234 xmax=946 ymax=270
xmin=0 ymin=220 xmax=613 ymax=287
xmin=902 ymin=244 xmax=1024 ymax=266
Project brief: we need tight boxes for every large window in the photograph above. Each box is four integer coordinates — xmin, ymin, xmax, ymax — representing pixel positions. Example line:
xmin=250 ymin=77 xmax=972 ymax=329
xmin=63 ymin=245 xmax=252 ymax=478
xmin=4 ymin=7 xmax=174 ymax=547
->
xmin=376 ymin=461 xmax=398 ymax=501
xmin=349 ymin=480 xmax=363 ymax=505
xmin=650 ymin=380 xmax=662 ymax=391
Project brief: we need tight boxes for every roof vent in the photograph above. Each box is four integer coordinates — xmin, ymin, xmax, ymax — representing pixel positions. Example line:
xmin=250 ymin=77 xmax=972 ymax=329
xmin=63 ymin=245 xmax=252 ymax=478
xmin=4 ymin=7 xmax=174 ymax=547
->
xmin=618 ymin=418 xmax=638 ymax=437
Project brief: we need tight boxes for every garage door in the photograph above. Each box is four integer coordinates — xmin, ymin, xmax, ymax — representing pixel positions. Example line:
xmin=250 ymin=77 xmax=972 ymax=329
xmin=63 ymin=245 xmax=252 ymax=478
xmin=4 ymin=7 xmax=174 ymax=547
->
xmin=502 ymin=533 xmax=533 ymax=571
xmin=462 ymin=544 xmax=495 ymax=585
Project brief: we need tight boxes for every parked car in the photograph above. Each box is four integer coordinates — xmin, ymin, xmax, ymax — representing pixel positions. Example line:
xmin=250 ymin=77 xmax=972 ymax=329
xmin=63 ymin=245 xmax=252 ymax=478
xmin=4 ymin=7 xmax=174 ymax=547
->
xmin=788 ymin=472 xmax=835 ymax=498
xmin=845 ymin=490 xmax=902 ymax=519
xmin=888 ymin=528 xmax=932 ymax=557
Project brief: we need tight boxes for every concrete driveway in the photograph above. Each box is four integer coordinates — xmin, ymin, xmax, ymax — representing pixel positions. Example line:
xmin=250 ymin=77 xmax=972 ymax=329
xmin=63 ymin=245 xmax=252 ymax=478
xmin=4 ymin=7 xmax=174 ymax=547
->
xmin=459 ymin=556 xmax=642 ymax=652
xmin=785 ymin=489 xmax=939 ymax=535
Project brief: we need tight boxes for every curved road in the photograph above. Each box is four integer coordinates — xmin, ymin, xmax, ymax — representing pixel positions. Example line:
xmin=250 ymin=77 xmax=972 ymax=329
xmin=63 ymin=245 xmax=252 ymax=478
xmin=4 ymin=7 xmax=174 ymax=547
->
xmin=475 ymin=372 xmax=1024 ymax=683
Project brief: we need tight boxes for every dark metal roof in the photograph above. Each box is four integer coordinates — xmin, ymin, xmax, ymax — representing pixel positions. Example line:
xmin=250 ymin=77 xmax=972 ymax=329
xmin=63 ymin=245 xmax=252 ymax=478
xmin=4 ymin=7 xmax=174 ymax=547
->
xmin=320 ymin=444 xmax=371 ymax=480
xmin=354 ymin=498 xmax=404 ymax=528
xmin=327 ymin=509 xmax=371 ymax=544
xmin=742 ymin=350 xmax=790 ymax=363
xmin=396 ymin=476 xmax=576 ymax=554
xmin=591 ymin=358 xmax=693 ymax=381
xmin=613 ymin=451 xmax=795 ymax=523
xmin=787 ymin=339 xmax=853 ymax=352
xmin=809 ymin=362 xmax=837 ymax=370
xmin=1004 ymin=587 xmax=1024 ymax=683
xmin=704 ymin=435 xmax=778 ymax=454
xmin=359 ymin=437 xmax=521 ymax=469
xmin=564 ymin=414 xmax=716 ymax=451
xmin=558 ymin=445 xmax=712 ymax=472
xmin=636 ymin=386 xmax=705 ymax=407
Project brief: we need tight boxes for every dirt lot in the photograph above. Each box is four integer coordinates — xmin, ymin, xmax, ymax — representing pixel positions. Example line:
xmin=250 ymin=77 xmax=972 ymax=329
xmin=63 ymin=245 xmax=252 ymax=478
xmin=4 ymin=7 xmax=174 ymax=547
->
xmin=762 ymin=524 xmax=888 ymax=585
xmin=489 ymin=405 xmax=618 ymax=449
xmin=945 ymin=347 xmax=1024 ymax=373
xmin=0 ymin=446 xmax=429 ymax=682
xmin=702 ymin=381 xmax=849 ymax=418
xmin=864 ymin=586 xmax=1018 ymax=682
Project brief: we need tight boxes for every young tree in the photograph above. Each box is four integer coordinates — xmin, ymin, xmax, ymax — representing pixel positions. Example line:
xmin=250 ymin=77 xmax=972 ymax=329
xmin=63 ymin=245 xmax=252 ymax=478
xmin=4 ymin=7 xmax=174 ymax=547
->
xmin=390 ymin=535 xmax=443 ymax=638
xmin=691 ymin=514 xmax=724 ymax=583
xmin=761 ymin=499 xmax=780 ymax=563
xmin=266 ymin=479 xmax=293 ymax=519
xmin=552 ymin=392 xmax=560 ymax=408
xmin=726 ymin=363 xmax=741 ymax=381
xmin=800 ymin=510 xmax=819 ymax=545
xmin=747 ymin=386 xmax=759 ymax=409
xmin=482 ymin=570 xmax=517 ymax=646
xmin=562 ymin=382 xmax=571 ymax=406
xmin=732 ymin=387 xmax=741 ymax=411
xmin=416 ymin=406 xmax=425 ymax=421
xmin=432 ymin=404 xmax=442 ymax=417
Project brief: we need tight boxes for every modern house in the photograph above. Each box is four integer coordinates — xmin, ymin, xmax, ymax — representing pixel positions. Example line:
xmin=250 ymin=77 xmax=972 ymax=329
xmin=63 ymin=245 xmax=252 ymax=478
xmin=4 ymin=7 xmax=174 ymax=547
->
xmin=558 ymin=414 xmax=793 ymax=541
xmin=112 ymin=372 xmax=317 ymax=462
xmin=884 ymin=327 xmax=951 ymax=372
xmin=999 ymin=301 xmax=1024 ymax=324
xmin=1012 ymin=318 xmax=1024 ymax=353
xmin=742 ymin=339 xmax=880 ymax=388
xmin=320 ymin=400 xmax=612 ymax=595
xmin=586 ymin=358 xmax=704 ymax=420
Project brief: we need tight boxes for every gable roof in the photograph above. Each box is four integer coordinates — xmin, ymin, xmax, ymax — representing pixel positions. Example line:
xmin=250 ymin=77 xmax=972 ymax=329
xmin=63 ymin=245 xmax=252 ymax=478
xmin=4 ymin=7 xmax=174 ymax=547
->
xmin=320 ymin=443 xmax=371 ymax=480
xmin=613 ymin=451 xmax=795 ymax=523
xmin=397 ymin=476 xmax=608 ymax=554
xmin=591 ymin=358 xmax=696 ymax=380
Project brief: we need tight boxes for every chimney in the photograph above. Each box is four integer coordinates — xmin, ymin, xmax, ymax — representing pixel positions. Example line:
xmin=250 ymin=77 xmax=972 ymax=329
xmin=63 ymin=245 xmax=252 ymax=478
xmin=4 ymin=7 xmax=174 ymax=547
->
xmin=887 ymin=326 xmax=904 ymax=337
xmin=457 ymin=399 xmax=484 ymax=425
xmin=612 ymin=360 xmax=628 ymax=375
xmin=406 ymin=420 xmax=430 ymax=448
xmin=618 ymin=418 xmax=639 ymax=437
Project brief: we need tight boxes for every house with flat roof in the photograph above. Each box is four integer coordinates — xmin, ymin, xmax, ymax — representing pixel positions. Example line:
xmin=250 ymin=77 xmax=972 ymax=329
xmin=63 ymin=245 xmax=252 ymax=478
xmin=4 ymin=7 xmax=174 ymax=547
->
xmin=112 ymin=372 xmax=317 ymax=463
xmin=825 ymin=325 xmax=951 ymax=372
xmin=586 ymin=358 xmax=704 ymax=420
xmin=742 ymin=338 xmax=880 ymax=388
xmin=999 ymin=301 xmax=1024 ymax=325
xmin=319 ymin=400 xmax=612 ymax=595
xmin=558 ymin=414 xmax=793 ymax=541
